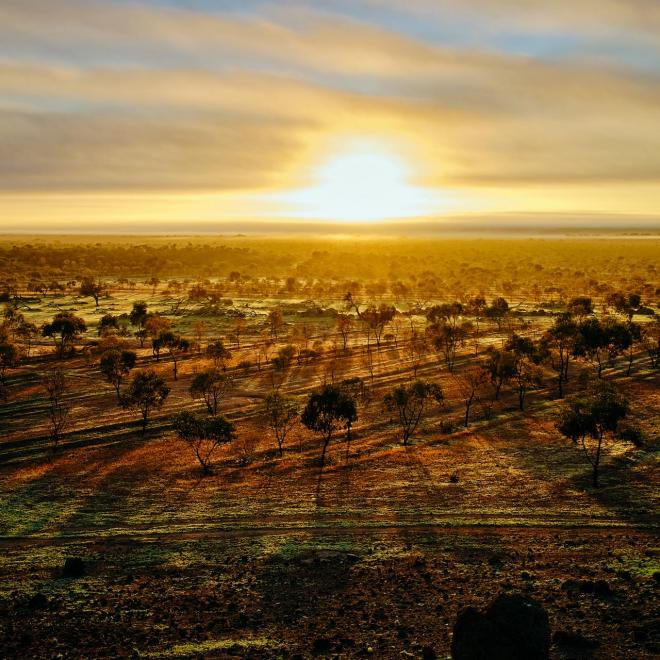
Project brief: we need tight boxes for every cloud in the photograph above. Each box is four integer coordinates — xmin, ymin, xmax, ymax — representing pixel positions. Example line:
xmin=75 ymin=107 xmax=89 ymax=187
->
xmin=0 ymin=0 xmax=658 ymax=208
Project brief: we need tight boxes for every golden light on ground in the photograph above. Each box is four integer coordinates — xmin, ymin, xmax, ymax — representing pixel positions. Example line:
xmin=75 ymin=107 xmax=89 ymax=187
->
xmin=273 ymin=139 xmax=445 ymax=222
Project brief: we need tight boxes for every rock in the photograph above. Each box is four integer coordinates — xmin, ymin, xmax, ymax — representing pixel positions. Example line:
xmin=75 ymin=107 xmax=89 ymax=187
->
xmin=553 ymin=630 xmax=599 ymax=655
xmin=27 ymin=593 xmax=48 ymax=610
xmin=593 ymin=580 xmax=613 ymax=598
xmin=451 ymin=593 xmax=550 ymax=660
xmin=62 ymin=557 xmax=86 ymax=578
xmin=312 ymin=637 xmax=332 ymax=654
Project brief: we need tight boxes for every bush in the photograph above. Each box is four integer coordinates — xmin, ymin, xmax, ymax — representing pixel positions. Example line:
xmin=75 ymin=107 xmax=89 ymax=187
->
xmin=231 ymin=432 xmax=260 ymax=466
xmin=617 ymin=422 xmax=644 ymax=447
xmin=440 ymin=419 xmax=457 ymax=434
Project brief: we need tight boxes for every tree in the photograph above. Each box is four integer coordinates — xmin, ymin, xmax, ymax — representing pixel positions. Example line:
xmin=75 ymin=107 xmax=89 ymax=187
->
xmin=272 ymin=344 xmax=296 ymax=371
xmin=482 ymin=347 xmax=516 ymax=400
xmin=540 ymin=313 xmax=579 ymax=397
xmin=623 ymin=321 xmax=641 ymax=376
xmin=42 ymin=368 xmax=69 ymax=451
xmin=268 ymin=308 xmax=285 ymax=338
xmin=574 ymin=317 xmax=630 ymax=378
xmin=15 ymin=319 xmax=38 ymax=357
xmin=428 ymin=321 xmax=469 ymax=372
xmin=567 ymin=296 xmax=594 ymax=318
xmin=121 ymin=369 xmax=170 ymax=434
xmin=263 ymin=391 xmax=299 ymax=456
xmin=0 ymin=340 xmax=18 ymax=388
xmin=145 ymin=314 xmax=171 ymax=360
xmin=505 ymin=334 xmax=544 ymax=410
xmin=42 ymin=312 xmax=86 ymax=358
xmin=574 ymin=317 xmax=607 ymax=377
xmin=301 ymin=385 xmax=357 ymax=468
xmin=454 ymin=366 xmax=487 ymax=428
xmin=427 ymin=302 xmax=463 ymax=328
xmin=79 ymin=277 xmax=103 ymax=307
xmin=607 ymin=292 xmax=641 ymax=320
xmin=642 ymin=317 xmax=660 ymax=368
xmin=173 ymin=411 xmax=236 ymax=475
xmin=557 ymin=382 xmax=630 ymax=488
xmin=206 ymin=339 xmax=232 ymax=370
xmin=129 ymin=301 xmax=149 ymax=346
xmin=100 ymin=349 xmax=137 ymax=401
xmin=230 ymin=316 xmax=247 ymax=348
xmin=157 ymin=331 xmax=190 ymax=380
xmin=338 ymin=377 xmax=368 ymax=443
xmin=336 ymin=313 xmax=353 ymax=351
xmin=407 ymin=329 xmax=427 ymax=378
xmin=190 ymin=369 xmax=232 ymax=415
xmin=191 ymin=320 xmax=207 ymax=353
xmin=384 ymin=379 xmax=443 ymax=445
xmin=98 ymin=313 xmax=119 ymax=337
xmin=485 ymin=297 xmax=509 ymax=330
xmin=361 ymin=304 xmax=396 ymax=349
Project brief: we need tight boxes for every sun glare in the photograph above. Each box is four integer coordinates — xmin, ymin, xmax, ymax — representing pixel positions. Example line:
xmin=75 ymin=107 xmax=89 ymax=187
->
xmin=276 ymin=140 xmax=440 ymax=222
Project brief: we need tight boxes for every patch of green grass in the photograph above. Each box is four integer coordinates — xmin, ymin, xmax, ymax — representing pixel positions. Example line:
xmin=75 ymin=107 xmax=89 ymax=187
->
xmin=144 ymin=637 xmax=282 ymax=658
xmin=268 ymin=536 xmax=356 ymax=562
xmin=611 ymin=552 xmax=660 ymax=579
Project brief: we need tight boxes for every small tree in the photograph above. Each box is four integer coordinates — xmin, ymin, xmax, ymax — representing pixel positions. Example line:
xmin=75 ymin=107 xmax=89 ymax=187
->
xmin=263 ymin=391 xmax=299 ymax=456
xmin=506 ymin=334 xmax=544 ymax=410
xmin=79 ymin=277 xmax=103 ymax=307
xmin=336 ymin=313 xmax=353 ymax=351
xmin=301 ymin=385 xmax=357 ymax=468
xmin=43 ymin=368 xmax=69 ymax=451
xmin=190 ymin=369 xmax=232 ymax=415
xmin=173 ymin=410 xmax=236 ymax=475
xmin=229 ymin=316 xmax=247 ymax=348
xmin=567 ymin=296 xmax=594 ymax=318
xmin=100 ymin=349 xmax=137 ymax=401
xmin=482 ymin=347 xmax=516 ymax=400
xmin=642 ymin=317 xmax=660 ymax=369
xmin=268 ymin=308 xmax=285 ymax=338
xmin=121 ymin=369 xmax=170 ymax=434
xmin=541 ymin=313 xmax=579 ymax=398
xmin=16 ymin=320 xmax=38 ymax=357
xmin=384 ymin=380 xmax=443 ymax=445
xmin=557 ymin=382 xmax=630 ymax=488
xmin=145 ymin=314 xmax=171 ymax=360
xmin=42 ymin=312 xmax=87 ymax=358
xmin=0 ymin=340 xmax=18 ymax=388
xmin=157 ymin=331 xmax=190 ymax=380
xmin=129 ymin=301 xmax=149 ymax=346
xmin=206 ymin=339 xmax=232 ymax=371
xmin=485 ymin=297 xmax=509 ymax=331
xmin=98 ymin=313 xmax=119 ymax=337
xmin=428 ymin=321 xmax=469 ymax=372
xmin=361 ymin=304 xmax=396 ymax=349
xmin=454 ymin=366 xmax=487 ymax=428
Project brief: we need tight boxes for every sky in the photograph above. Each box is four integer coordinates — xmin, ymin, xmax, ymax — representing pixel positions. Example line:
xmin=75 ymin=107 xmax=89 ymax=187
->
xmin=0 ymin=0 xmax=659 ymax=232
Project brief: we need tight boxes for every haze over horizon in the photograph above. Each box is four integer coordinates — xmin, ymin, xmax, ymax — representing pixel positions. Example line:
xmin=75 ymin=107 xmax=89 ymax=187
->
xmin=1 ymin=0 xmax=659 ymax=232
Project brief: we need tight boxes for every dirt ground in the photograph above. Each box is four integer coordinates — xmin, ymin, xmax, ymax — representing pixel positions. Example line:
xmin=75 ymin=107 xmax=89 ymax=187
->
xmin=0 ymin=250 xmax=658 ymax=658
xmin=0 ymin=370 xmax=658 ymax=658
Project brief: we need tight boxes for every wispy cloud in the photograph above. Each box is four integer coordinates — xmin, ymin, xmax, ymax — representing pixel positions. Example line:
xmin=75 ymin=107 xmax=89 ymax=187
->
xmin=0 ymin=0 xmax=658 ymax=224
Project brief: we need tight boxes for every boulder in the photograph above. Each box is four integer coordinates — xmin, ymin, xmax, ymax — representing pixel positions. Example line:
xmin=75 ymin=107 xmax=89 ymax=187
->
xmin=62 ymin=557 xmax=86 ymax=578
xmin=452 ymin=593 xmax=550 ymax=660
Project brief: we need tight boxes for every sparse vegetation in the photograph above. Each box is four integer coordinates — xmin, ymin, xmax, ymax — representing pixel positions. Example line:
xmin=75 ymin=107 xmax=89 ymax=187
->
xmin=0 ymin=236 xmax=657 ymax=659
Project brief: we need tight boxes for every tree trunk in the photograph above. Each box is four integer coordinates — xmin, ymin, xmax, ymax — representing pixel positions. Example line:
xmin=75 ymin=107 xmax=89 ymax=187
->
xmin=320 ymin=433 xmax=331 ymax=469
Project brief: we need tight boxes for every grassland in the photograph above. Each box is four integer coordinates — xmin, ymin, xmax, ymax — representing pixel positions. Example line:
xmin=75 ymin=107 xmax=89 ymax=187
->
xmin=0 ymin=237 xmax=658 ymax=658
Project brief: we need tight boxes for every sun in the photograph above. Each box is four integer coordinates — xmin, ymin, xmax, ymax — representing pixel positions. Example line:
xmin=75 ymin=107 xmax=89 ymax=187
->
xmin=275 ymin=139 xmax=440 ymax=222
